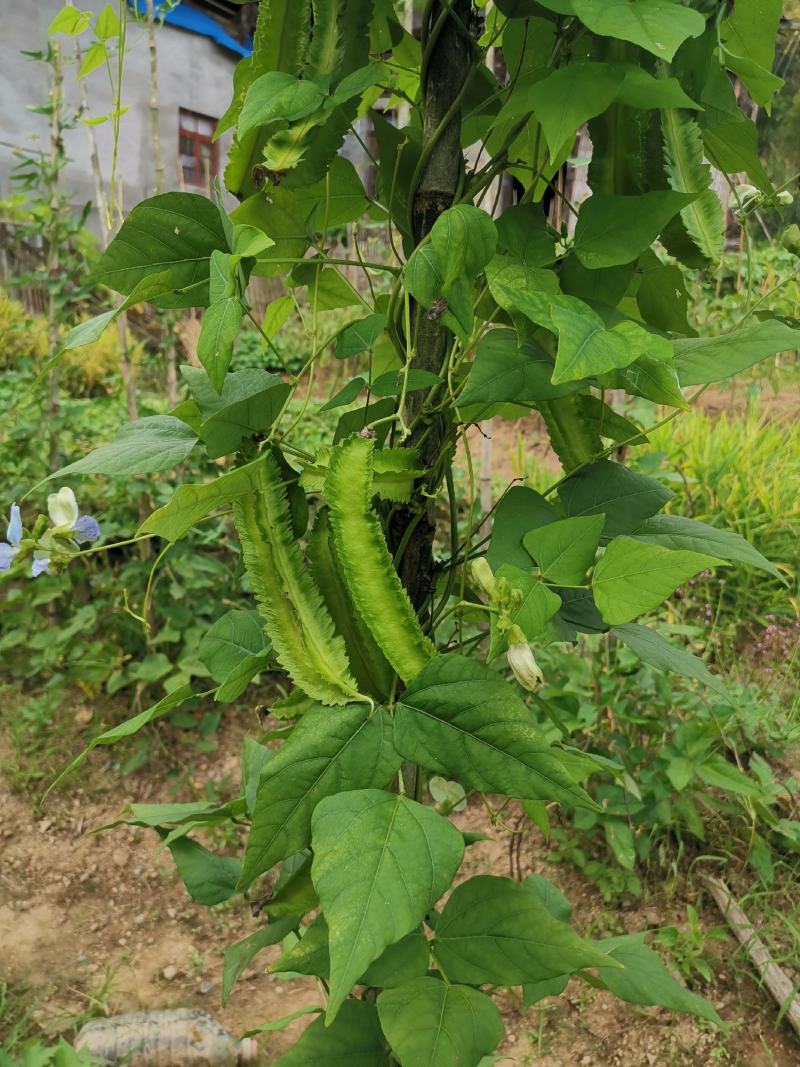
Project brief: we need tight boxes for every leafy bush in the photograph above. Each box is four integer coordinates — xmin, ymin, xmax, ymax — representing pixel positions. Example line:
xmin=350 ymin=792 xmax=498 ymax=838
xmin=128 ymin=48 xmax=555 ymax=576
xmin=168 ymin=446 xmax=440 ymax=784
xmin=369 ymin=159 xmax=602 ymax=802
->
xmin=537 ymin=635 xmax=800 ymax=899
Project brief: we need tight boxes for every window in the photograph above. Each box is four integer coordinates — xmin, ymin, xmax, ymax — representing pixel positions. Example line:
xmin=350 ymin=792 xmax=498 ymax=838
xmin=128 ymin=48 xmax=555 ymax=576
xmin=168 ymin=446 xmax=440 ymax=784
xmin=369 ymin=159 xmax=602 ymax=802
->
xmin=178 ymin=109 xmax=219 ymax=189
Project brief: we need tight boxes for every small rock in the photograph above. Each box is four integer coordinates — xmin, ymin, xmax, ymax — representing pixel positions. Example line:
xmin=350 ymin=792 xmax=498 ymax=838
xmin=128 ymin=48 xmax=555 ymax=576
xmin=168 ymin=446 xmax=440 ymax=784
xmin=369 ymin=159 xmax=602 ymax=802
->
xmin=112 ymin=848 xmax=127 ymax=868
xmin=74 ymin=707 xmax=93 ymax=726
xmin=134 ymin=913 xmax=146 ymax=925
xmin=166 ymin=907 xmax=177 ymax=919
xmin=199 ymin=980 xmax=215 ymax=995
xmin=162 ymin=965 xmax=178 ymax=981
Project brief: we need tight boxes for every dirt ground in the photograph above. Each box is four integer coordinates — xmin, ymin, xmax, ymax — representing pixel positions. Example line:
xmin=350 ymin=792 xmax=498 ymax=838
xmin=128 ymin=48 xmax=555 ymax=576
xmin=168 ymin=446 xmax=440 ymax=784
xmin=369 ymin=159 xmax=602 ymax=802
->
xmin=2 ymin=704 xmax=799 ymax=1066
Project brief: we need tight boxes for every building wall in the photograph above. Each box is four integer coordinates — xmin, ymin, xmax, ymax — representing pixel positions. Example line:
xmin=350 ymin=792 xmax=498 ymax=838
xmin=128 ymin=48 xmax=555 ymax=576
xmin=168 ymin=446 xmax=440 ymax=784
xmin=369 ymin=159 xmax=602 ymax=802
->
xmin=0 ymin=1 xmax=240 ymax=228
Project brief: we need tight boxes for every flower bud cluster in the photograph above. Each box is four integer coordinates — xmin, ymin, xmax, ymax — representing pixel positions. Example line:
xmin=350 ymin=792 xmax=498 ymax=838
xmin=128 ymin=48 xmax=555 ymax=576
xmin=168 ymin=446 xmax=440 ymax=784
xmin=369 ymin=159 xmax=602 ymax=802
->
xmin=470 ymin=558 xmax=544 ymax=692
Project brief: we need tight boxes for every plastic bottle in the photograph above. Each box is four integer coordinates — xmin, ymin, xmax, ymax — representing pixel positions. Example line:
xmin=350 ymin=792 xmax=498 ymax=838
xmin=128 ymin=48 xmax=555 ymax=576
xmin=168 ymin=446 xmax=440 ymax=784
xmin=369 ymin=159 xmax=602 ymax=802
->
xmin=74 ymin=1008 xmax=259 ymax=1066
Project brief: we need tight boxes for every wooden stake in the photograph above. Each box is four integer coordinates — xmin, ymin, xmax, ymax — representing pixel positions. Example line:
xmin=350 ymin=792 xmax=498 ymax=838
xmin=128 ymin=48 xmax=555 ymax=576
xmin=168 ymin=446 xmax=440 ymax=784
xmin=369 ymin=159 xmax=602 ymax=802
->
xmin=701 ymin=874 xmax=800 ymax=1038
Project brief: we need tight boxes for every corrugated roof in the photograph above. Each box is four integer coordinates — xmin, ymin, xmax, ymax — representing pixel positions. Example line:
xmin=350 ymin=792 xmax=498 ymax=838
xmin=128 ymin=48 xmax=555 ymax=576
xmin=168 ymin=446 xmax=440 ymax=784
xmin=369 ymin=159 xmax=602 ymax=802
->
xmin=127 ymin=0 xmax=253 ymax=58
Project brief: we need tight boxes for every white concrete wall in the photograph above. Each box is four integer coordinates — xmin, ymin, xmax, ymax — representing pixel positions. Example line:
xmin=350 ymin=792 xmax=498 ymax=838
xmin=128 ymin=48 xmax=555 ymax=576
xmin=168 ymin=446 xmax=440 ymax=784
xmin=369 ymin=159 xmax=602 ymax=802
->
xmin=0 ymin=1 xmax=240 ymax=229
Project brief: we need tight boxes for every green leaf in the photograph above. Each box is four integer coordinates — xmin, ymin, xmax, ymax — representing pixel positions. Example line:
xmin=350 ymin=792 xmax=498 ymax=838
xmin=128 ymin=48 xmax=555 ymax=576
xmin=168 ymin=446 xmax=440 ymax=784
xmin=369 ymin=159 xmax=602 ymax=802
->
xmin=662 ymin=110 xmax=724 ymax=262
xmin=264 ymin=856 xmax=319 ymax=921
xmin=296 ymin=156 xmax=371 ymax=229
xmin=557 ymin=460 xmax=673 ymax=539
xmin=232 ymin=188 xmax=311 ymax=278
xmin=522 ymin=975 xmax=570 ymax=1008
xmin=272 ymin=1001 xmax=390 ymax=1066
xmin=721 ymin=0 xmax=782 ymax=108
xmin=78 ymin=40 xmax=108 ymax=79
xmin=311 ymin=789 xmax=464 ymax=1021
xmin=238 ymin=72 xmax=325 ymax=138
xmin=495 ymin=204 xmax=556 ymax=268
xmin=319 ymin=376 xmax=366 ymax=412
xmin=522 ymin=63 xmax=624 ymax=160
xmin=222 ymin=917 xmax=300 ymax=1006
xmin=571 ymin=0 xmax=706 ymax=61
xmin=573 ymin=191 xmax=696 ymax=269
xmin=523 ymin=514 xmax=604 ymax=585
xmin=335 ymin=313 xmax=387 ymax=359
xmin=611 ymin=622 xmax=728 ymax=696
xmin=674 ymin=319 xmax=800 ymax=386
xmin=183 ymin=366 xmax=291 ymax=458
xmin=138 ymin=455 xmax=268 ymax=541
xmin=523 ymin=873 xmax=573 ymax=922
xmin=602 ymin=820 xmax=636 ymax=870
xmin=292 ymin=263 xmax=362 ymax=310
xmin=272 ymin=918 xmax=430 ymax=989
xmin=164 ymin=835 xmax=240 ymax=906
xmin=48 ymin=7 xmax=93 ymax=35
xmin=94 ymin=192 xmax=229 ymax=308
xmin=358 ymin=930 xmax=431 ymax=989
xmin=242 ymin=738 xmax=274 ymax=817
xmin=242 ymin=1005 xmax=323 ymax=1038
xmin=487 ymin=486 xmax=559 ymax=571
xmin=44 ymin=685 xmax=194 ymax=798
xmin=434 ymin=875 xmax=615 ymax=985
xmin=720 ymin=0 xmax=781 ymax=71
xmin=592 ymin=537 xmax=723 ymax=624
xmin=550 ymin=302 xmax=638 ymax=384
xmin=239 ymin=704 xmax=400 ymax=890
xmin=602 ymin=354 xmax=688 ymax=408
xmin=50 ymin=416 xmax=196 ymax=480
xmin=94 ymin=4 xmax=121 ymax=39
xmin=395 ymin=655 xmax=596 ymax=810
xmin=721 ymin=49 xmax=783 ymax=112
xmin=631 ymin=514 xmax=779 ymax=577
xmin=378 ymin=978 xmax=503 ymax=1067
xmin=613 ymin=65 xmax=700 ymax=110
xmin=404 ymin=244 xmax=444 ymax=308
xmin=577 ymin=394 xmax=649 ymax=446
xmin=595 ymin=934 xmax=723 ymax=1025
xmin=198 ymin=610 xmax=269 ymax=684
xmin=55 ymin=272 xmax=189 ymax=365
xmin=636 ymin=251 xmax=695 ymax=336
xmin=458 ymin=330 xmax=574 ymax=419
xmin=430 ymin=205 xmax=498 ymax=289
xmin=197 ymin=298 xmax=244 ymax=392
xmin=231 ymin=223 xmax=275 ymax=258
xmin=697 ymin=754 xmax=761 ymax=797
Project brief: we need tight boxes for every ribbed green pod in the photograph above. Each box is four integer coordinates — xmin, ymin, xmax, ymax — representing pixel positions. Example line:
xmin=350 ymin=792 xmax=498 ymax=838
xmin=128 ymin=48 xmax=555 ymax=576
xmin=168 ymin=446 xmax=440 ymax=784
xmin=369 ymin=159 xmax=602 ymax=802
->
xmin=233 ymin=454 xmax=360 ymax=705
xmin=537 ymin=394 xmax=601 ymax=473
xmin=325 ymin=437 xmax=435 ymax=684
xmin=308 ymin=507 xmax=394 ymax=701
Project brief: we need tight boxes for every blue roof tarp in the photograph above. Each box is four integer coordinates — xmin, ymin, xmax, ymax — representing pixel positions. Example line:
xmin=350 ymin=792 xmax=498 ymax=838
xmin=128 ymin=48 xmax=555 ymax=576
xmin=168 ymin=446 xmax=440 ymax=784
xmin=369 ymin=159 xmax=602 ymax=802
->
xmin=127 ymin=0 xmax=253 ymax=57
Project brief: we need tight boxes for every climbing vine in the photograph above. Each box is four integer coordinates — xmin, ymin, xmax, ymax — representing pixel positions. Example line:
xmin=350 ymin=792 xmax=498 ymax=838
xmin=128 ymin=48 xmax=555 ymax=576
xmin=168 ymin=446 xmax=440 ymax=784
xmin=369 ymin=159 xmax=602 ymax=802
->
xmin=9 ymin=0 xmax=799 ymax=1061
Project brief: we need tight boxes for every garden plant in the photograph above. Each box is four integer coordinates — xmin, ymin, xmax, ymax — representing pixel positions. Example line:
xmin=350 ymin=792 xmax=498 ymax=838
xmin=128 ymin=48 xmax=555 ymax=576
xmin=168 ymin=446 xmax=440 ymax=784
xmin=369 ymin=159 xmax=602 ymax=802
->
xmin=3 ymin=0 xmax=800 ymax=1062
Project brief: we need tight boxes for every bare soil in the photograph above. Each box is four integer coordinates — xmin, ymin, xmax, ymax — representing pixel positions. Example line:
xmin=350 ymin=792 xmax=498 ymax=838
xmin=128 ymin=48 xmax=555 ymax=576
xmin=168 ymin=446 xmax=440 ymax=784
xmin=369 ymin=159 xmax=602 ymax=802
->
xmin=1 ymin=699 xmax=799 ymax=1065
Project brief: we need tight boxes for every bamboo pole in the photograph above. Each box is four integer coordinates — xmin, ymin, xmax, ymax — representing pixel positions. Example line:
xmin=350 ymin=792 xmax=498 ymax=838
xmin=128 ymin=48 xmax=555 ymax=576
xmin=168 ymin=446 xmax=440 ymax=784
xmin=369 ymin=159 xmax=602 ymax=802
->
xmin=701 ymin=874 xmax=800 ymax=1038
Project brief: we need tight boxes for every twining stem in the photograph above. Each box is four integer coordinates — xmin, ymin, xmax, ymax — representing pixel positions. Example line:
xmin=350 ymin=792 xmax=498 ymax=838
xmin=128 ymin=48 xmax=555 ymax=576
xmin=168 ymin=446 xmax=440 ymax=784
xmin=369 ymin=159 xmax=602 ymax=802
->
xmin=387 ymin=0 xmax=474 ymax=613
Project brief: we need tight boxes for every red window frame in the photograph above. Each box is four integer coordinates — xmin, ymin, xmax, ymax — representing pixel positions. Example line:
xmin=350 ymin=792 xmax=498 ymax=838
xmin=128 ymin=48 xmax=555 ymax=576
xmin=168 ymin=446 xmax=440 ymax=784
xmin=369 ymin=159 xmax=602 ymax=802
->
xmin=178 ymin=109 xmax=220 ymax=189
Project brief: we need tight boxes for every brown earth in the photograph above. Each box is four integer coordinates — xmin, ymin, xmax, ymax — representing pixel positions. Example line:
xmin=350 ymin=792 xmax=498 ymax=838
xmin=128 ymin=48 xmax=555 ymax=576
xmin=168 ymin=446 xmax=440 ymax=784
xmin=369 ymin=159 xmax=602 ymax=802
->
xmin=1 ymin=696 xmax=799 ymax=1065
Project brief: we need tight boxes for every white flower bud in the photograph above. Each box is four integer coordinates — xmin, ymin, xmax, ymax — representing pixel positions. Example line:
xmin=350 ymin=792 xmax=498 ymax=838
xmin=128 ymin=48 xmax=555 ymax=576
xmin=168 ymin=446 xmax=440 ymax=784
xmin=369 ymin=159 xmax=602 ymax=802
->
xmin=47 ymin=486 xmax=79 ymax=529
xmin=507 ymin=642 xmax=544 ymax=692
xmin=776 ymin=190 xmax=794 ymax=206
xmin=471 ymin=557 xmax=498 ymax=598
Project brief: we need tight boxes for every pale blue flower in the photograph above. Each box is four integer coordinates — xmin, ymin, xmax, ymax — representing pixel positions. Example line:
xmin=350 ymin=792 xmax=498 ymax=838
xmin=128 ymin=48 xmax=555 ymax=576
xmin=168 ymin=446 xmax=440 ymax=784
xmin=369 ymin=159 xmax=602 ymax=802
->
xmin=0 ymin=504 xmax=22 ymax=572
xmin=31 ymin=554 xmax=51 ymax=578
